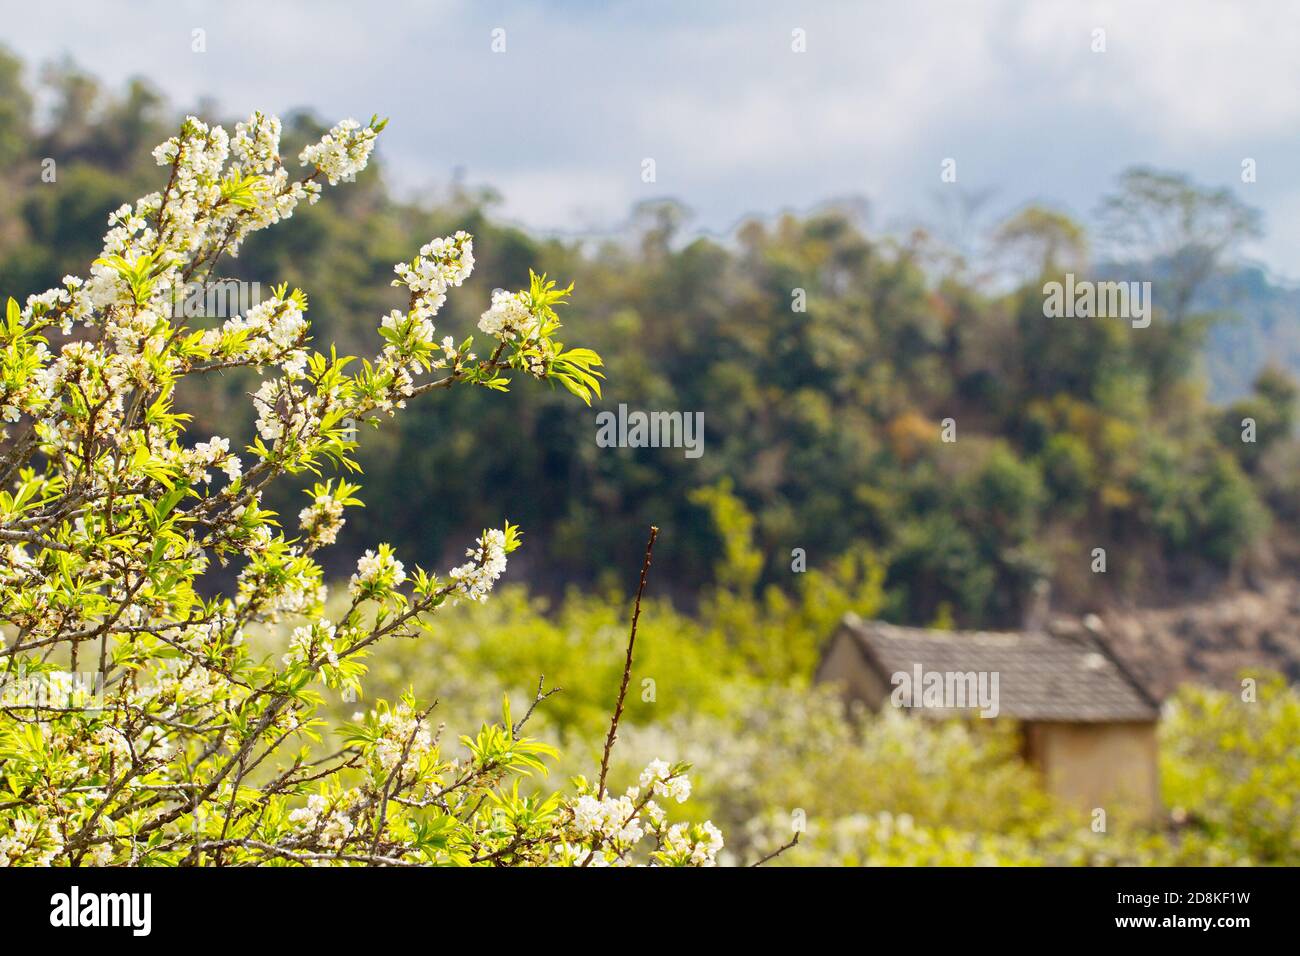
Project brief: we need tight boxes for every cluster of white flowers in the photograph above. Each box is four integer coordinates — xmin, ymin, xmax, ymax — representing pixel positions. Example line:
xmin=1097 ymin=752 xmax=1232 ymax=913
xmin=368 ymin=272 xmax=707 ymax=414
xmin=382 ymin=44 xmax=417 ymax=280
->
xmin=639 ymin=758 xmax=692 ymax=803
xmin=174 ymin=663 xmax=222 ymax=703
xmin=189 ymin=436 xmax=242 ymax=484
xmin=217 ymin=295 xmax=308 ymax=370
xmin=349 ymin=546 xmax=407 ymax=598
xmin=227 ymin=112 xmax=320 ymax=243
xmin=0 ymin=816 xmax=62 ymax=867
xmin=551 ymin=841 xmax=611 ymax=866
xmin=284 ymin=619 xmax=339 ymax=667
xmin=571 ymin=792 xmax=647 ymax=847
xmin=371 ymin=232 xmax=476 ymax=392
xmin=230 ymin=110 xmax=281 ymax=174
xmin=97 ymin=203 xmax=154 ymax=268
xmin=298 ymin=119 xmax=378 ymax=186
xmin=659 ymin=821 xmax=725 ymax=866
xmin=183 ymin=612 xmax=243 ymax=652
xmin=380 ymin=308 xmax=433 ymax=349
xmin=392 ymin=232 xmax=474 ymax=317
xmin=143 ymin=117 xmax=231 ymax=258
xmin=250 ymin=378 xmax=317 ymax=443
xmin=22 ymin=275 xmax=92 ymax=337
xmin=477 ymin=289 xmax=536 ymax=341
xmin=298 ymin=493 xmax=346 ymax=548
xmin=373 ymin=703 xmax=435 ymax=776
xmin=91 ymin=726 xmax=133 ymax=763
xmin=557 ymin=762 xmax=719 ymax=866
xmin=287 ymin=793 xmax=355 ymax=849
xmin=377 ymin=311 xmax=434 ymax=395
xmin=438 ymin=335 xmax=467 ymax=365
xmin=448 ymin=528 xmax=509 ymax=602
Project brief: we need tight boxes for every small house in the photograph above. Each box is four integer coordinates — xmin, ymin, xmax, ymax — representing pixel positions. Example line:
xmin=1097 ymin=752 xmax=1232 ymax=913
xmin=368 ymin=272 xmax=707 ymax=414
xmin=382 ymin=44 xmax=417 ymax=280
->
xmin=816 ymin=614 xmax=1164 ymax=821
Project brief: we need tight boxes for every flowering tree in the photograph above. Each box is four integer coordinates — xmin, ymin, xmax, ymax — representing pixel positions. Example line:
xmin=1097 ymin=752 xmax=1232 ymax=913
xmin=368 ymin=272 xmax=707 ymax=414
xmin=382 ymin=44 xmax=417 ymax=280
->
xmin=0 ymin=113 xmax=727 ymax=866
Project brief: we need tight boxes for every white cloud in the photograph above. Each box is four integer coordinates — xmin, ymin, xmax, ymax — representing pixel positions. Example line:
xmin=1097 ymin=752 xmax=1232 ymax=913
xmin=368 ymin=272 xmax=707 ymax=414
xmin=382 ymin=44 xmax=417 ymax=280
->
xmin=3 ymin=0 xmax=1300 ymax=274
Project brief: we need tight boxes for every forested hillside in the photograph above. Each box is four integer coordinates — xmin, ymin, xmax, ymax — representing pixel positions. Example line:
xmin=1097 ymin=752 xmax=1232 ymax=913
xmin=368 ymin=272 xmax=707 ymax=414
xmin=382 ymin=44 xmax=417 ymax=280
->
xmin=2 ymin=53 xmax=1297 ymax=628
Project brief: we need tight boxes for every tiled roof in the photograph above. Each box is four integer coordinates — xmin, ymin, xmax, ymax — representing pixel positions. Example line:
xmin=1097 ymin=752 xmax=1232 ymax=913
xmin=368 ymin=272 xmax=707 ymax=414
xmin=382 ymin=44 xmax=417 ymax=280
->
xmin=836 ymin=615 xmax=1160 ymax=722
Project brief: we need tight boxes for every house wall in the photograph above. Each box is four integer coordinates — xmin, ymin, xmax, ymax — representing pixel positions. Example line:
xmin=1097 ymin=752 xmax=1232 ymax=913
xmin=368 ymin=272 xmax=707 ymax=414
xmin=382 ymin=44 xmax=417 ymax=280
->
xmin=1023 ymin=721 xmax=1162 ymax=823
xmin=816 ymin=631 xmax=890 ymax=708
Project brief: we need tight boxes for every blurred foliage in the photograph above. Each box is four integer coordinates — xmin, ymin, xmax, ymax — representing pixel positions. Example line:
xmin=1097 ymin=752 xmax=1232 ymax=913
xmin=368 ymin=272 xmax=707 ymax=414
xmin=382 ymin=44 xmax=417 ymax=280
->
xmin=1161 ymin=675 xmax=1300 ymax=864
xmin=258 ymin=588 xmax=1297 ymax=867
xmin=242 ymin=490 xmax=1297 ymax=866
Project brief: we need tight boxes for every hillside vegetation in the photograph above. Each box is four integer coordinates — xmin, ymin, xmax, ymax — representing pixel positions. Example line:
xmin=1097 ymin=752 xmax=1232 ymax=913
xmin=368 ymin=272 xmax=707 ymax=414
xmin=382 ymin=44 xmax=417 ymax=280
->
xmin=2 ymin=54 xmax=1296 ymax=629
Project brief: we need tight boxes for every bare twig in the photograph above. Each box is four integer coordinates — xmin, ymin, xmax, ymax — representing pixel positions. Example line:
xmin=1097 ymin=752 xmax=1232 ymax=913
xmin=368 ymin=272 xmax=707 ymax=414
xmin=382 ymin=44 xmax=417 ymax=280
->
xmin=512 ymin=676 xmax=561 ymax=739
xmin=751 ymin=832 xmax=801 ymax=867
xmin=597 ymin=525 xmax=658 ymax=799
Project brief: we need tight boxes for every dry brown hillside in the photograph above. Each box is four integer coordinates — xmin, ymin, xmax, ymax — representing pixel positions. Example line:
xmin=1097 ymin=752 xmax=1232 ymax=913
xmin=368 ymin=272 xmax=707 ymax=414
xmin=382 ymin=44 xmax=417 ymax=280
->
xmin=1058 ymin=579 xmax=1300 ymax=700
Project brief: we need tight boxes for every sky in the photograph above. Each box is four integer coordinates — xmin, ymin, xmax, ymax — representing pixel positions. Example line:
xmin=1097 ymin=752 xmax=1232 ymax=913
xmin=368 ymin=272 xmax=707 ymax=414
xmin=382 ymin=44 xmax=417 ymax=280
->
xmin=4 ymin=0 xmax=1300 ymax=277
